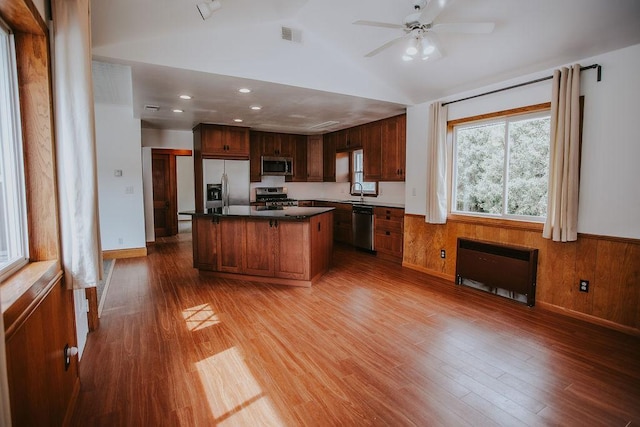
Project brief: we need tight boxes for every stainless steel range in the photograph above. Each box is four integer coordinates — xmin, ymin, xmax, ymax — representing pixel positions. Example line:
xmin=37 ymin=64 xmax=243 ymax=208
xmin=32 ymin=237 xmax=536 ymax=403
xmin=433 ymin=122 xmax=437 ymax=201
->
xmin=255 ymin=187 xmax=298 ymax=209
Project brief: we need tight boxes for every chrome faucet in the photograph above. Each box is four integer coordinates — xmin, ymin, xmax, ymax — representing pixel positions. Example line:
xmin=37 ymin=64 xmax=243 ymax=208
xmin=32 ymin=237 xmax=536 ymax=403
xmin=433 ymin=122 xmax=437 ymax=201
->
xmin=352 ymin=182 xmax=364 ymax=203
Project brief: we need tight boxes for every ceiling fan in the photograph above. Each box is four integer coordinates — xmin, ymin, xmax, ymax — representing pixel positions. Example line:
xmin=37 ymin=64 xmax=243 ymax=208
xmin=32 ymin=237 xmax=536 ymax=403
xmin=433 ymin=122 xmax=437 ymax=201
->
xmin=354 ymin=0 xmax=495 ymax=61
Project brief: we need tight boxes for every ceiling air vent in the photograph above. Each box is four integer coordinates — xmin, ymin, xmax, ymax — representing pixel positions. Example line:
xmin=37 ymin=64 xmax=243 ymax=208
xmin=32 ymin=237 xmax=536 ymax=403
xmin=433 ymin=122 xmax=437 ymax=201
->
xmin=309 ymin=120 xmax=340 ymax=131
xmin=281 ymin=26 xmax=302 ymax=43
xmin=144 ymin=104 xmax=160 ymax=112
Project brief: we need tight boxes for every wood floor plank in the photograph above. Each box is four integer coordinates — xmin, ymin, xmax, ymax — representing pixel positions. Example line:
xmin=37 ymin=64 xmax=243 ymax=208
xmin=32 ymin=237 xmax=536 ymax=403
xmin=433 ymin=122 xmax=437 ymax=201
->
xmin=70 ymin=234 xmax=640 ymax=426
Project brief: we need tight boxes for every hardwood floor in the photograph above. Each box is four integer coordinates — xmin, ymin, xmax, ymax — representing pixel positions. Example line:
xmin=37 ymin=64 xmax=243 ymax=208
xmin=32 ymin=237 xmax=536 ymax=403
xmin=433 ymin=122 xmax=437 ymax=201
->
xmin=70 ymin=232 xmax=640 ymax=426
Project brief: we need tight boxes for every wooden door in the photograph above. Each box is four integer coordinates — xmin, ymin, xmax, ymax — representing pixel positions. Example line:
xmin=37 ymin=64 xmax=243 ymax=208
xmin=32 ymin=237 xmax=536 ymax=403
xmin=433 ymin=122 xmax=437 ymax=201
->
xmin=249 ymin=131 xmax=263 ymax=182
xmin=152 ymin=152 xmax=177 ymax=237
xmin=289 ymin=135 xmax=307 ymax=182
xmin=244 ymin=219 xmax=275 ymax=276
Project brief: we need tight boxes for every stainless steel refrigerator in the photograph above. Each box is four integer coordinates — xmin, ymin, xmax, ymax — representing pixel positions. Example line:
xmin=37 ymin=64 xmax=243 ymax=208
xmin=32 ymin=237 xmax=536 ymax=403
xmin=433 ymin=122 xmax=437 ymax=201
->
xmin=202 ymin=159 xmax=250 ymax=208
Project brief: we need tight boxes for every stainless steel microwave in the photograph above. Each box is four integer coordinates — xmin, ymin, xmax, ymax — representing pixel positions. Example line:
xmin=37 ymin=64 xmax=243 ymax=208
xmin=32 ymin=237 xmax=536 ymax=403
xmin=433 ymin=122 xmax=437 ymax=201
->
xmin=261 ymin=156 xmax=293 ymax=176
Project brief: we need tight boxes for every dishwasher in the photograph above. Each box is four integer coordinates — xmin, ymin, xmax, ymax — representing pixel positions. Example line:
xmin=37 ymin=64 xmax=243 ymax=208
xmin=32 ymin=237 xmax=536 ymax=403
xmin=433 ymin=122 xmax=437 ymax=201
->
xmin=352 ymin=204 xmax=375 ymax=252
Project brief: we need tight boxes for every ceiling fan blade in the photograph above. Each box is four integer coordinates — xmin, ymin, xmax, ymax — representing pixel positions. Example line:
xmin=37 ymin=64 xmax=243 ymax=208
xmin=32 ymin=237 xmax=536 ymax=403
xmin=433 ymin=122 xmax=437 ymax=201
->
xmin=419 ymin=0 xmax=447 ymax=24
xmin=353 ymin=20 xmax=404 ymax=30
xmin=365 ymin=35 xmax=410 ymax=57
xmin=431 ymin=22 xmax=495 ymax=34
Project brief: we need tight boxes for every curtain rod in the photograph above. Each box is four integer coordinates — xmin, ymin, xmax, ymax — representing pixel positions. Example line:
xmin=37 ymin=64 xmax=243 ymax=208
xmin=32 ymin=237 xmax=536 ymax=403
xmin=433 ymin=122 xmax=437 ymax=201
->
xmin=441 ymin=64 xmax=601 ymax=107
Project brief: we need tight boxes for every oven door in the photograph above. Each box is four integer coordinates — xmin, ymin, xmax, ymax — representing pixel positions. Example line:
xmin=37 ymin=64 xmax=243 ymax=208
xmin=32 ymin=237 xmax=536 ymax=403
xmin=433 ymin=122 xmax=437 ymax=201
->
xmin=261 ymin=156 xmax=293 ymax=176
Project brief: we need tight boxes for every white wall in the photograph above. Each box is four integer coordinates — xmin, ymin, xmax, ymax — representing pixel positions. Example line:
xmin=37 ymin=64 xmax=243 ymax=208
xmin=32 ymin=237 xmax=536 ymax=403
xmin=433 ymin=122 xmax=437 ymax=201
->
xmin=95 ymin=103 xmax=146 ymax=250
xmin=405 ymin=43 xmax=640 ymax=239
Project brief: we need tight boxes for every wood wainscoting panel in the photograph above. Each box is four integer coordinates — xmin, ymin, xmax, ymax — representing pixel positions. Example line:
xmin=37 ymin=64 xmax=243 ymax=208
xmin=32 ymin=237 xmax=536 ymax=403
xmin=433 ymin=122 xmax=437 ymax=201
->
xmin=403 ymin=214 xmax=640 ymax=333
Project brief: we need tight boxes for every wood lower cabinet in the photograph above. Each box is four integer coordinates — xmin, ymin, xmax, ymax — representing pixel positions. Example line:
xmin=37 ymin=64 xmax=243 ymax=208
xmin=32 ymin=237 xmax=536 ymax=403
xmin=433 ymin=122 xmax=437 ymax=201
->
xmin=192 ymin=212 xmax=333 ymax=286
xmin=217 ymin=218 xmax=245 ymax=273
xmin=315 ymin=202 xmax=352 ymax=244
xmin=374 ymin=207 xmax=404 ymax=262
xmin=193 ymin=216 xmax=218 ymax=269
xmin=243 ymin=217 xmax=319 ymax=281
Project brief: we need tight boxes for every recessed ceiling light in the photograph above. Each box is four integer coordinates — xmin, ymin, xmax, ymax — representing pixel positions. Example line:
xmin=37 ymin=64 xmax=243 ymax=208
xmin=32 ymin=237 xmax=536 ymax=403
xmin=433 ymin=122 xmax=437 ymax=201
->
xmin=173 ymin=109 xmax=184 ymax=113
xmin=179 ymin=95 xmax=192 ymax=100
xmin=238 ymin=88 xmax=251 ymax=94
xmin=250 ymin=105 xmax=262 ymax=110
xmin=233 ymin=118 xmax=243 ymax=123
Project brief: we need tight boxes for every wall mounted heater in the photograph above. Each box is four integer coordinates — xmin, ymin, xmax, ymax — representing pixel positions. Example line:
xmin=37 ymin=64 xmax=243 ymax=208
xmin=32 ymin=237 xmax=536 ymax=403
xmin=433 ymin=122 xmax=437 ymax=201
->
xmin=455 ymin=238 xmax=538 ymax=307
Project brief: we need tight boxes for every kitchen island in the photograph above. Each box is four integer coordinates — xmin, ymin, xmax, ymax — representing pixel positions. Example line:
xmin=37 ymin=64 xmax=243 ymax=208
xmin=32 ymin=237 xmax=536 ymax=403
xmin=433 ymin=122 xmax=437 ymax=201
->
xmin=184 ymin=206 xmax=334 ymax=287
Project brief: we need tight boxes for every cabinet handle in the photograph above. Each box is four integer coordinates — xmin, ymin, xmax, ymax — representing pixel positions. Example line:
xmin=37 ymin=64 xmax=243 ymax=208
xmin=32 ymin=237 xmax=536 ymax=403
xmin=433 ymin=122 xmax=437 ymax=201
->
xmin=318 ymin=222 xmax=321 ymax=231
xmin=386 ymin=216 xmax=391 ymax=220
xmin=386 ymin=231 xmax=391 ymax=236
xmin=269 ymin=220 xmax=273 ymax=228
xmin=275 ymin=220 xmax=278 ymax=228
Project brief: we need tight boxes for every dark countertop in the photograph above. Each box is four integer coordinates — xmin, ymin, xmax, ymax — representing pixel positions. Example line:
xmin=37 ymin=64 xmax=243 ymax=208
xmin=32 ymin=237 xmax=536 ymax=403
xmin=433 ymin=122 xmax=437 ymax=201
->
xmin=309 ymin=198 xmax=405 ymax=209
xmin=180 ymin=206 xmax=335 ymax=220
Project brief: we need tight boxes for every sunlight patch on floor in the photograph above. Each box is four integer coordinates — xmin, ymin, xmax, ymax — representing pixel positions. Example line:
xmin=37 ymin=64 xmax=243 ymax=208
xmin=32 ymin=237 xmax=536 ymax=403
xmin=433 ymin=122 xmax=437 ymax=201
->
xmin=196 ymin=347 xmax=284 ymax=425
xmin=182 ymin=303 xmax=221 ymax=331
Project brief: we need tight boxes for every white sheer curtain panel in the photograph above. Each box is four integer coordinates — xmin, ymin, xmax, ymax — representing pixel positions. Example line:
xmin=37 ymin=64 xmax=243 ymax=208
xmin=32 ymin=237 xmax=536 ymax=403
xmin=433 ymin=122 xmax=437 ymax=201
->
xmin=52 ymin=0 xmax=102 ymax=289
xmin=426 ymin=102 xmax=449 ymax=223
xmin=543 ymin=64 xmax=581 ymax=242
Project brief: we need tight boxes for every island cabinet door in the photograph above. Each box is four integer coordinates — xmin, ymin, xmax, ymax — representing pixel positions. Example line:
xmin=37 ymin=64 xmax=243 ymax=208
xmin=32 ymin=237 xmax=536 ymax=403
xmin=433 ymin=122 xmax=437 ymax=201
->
xmin=275 ymin=220 xmax=310 ymax=280
xmin=244 ymin=219 xmax=276 ymax=277
xmin=218 ymin=218 xmax=245 ymax=273
xmin=193 ymin=217 xmax=218 ymax=270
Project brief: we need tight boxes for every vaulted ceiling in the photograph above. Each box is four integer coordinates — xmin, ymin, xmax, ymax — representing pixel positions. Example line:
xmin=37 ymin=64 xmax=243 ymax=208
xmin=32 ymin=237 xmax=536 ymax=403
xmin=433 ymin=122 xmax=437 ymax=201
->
xmin=91 ymin=0 xmax=640 ymax=133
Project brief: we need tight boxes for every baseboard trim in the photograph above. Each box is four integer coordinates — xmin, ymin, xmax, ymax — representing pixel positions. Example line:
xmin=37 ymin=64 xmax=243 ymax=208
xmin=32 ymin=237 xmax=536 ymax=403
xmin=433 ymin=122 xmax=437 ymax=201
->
xmin=402 ymin=261 xmax=455 ymax=283
xmin=103 ymin=247 xmax=147 ymax=260
xmin=401 ymin=262 xmax=640 ymax=336
xmin=536 ymin=302 xmax=640 ymax=337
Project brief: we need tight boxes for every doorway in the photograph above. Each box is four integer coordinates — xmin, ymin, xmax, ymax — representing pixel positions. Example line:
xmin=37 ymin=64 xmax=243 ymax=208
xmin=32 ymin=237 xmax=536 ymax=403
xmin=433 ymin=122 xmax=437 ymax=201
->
xmin=151 ymin=149 xmax=192 ymax=237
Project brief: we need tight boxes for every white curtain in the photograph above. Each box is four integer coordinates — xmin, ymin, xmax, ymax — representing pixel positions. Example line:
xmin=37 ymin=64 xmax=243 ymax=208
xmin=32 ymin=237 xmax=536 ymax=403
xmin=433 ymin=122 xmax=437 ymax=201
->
xmin=426 ymin=102 xmax=449 ymax=223
xmin=52 ymin=0 xmax=102 ymax=289
xmin=543 ymin=64 xmax=581 ymax=242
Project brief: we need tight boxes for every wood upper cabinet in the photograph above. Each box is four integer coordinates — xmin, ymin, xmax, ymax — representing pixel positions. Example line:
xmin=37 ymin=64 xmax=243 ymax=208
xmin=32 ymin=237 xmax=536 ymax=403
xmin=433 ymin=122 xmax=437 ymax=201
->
xmin=362 ymin=121 xmax=382 ymax=181
xmin=323 ymin=132 xmax=336 ymax=182
xmin=381 ymin=114 xmax=406 ymax=181
xmin=249 ymin=132 xmax=262 ymax=182
xmin=288 ymin=134 xmax=307 ymax=182
xmin=306 ymin=135 xmax=323 ymax=182
xmin=193 ymin=216 xmax=218 ymax=270
xmin=196 ymin=124 xmax=250 ymax=159
xmin=335 ymin=127 xmax=362 ymax=151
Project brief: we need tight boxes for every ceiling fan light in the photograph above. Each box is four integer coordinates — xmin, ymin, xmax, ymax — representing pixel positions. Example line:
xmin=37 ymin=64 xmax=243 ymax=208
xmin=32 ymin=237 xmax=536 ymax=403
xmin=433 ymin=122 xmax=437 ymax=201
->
xmin=422 ymin=44 xmax=435 ymax=56
xmin=405 ymin=37 xmax=419 ymax=56
xmin=197 ymin=1 xmax=222 ymax=20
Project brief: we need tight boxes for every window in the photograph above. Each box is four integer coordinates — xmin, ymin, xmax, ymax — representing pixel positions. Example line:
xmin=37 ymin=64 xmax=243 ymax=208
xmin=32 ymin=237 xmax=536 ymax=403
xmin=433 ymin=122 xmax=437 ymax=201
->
xmin=0 ymin=24 xmax=28 ymax=279
xmin=452 ymin=110 xmax=550 ymax=220
xmin=351 ymin=149 xmax=376 ymax=196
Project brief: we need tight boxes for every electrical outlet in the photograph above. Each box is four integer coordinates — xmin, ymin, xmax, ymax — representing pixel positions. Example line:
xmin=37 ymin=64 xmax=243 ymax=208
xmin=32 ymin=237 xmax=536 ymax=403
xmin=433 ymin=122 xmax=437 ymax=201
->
xmin=579 ymin=279 xmax=589 ymax=293
xmin=440 ymin=249 xmax=446 ymax=259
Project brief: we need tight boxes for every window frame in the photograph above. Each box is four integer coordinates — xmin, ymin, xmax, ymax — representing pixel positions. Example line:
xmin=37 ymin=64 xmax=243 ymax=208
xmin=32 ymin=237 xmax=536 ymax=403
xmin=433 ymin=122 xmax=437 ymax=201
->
xmin=0 ymin=22 xmax=29 ymax=281
xmin=448 ymin=103 xmax=551 ymax=223
xmin=350 ymin=148 xmax=378 ymax=197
